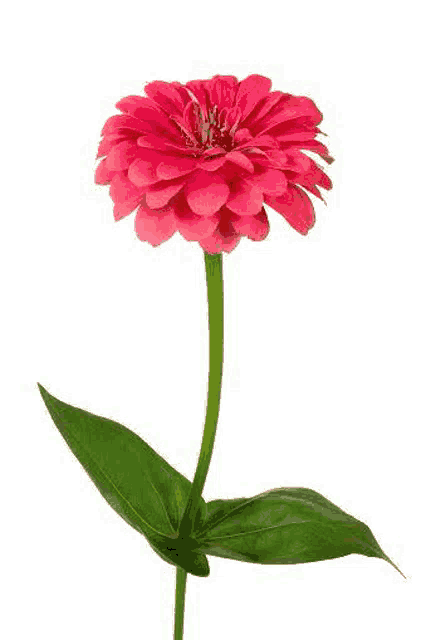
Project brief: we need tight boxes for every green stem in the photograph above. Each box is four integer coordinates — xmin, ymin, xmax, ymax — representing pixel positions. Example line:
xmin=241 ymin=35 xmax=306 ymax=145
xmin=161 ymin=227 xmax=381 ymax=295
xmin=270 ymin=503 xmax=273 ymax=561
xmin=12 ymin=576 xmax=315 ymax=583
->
xmin=179 ymin=251 xmax=224 ymax=537
xmin=172 ymin=251 xmax=224 ymax=639
xmin=173 ymin=567 xmax=187 ymax=640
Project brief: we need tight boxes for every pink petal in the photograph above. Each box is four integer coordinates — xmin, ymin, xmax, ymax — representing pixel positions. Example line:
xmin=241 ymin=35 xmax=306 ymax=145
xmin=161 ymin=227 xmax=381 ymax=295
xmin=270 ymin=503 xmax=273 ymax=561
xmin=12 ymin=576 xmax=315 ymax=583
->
xmin=180 ymin=101 xmax=202 ymax=142
xmin=185 ymin=171 xmax=230 ymax=216
xmin=225 ymin=151 xmax=254 ymax=173
xmin=294 ymin=180 xmax=324 ymax=201
xmin=265 ymin=185 xmax=315 ymax=234
xmin=317 ymin=169 xmax=332 ymax=190
xmin=175 ymin=202 xmax=220 ymax=241
xmin=117 ymin=102 xmax=182 ymax=140
xmin=97 ymin=134 xmax=127 ymax=158
xmin=110 ymin=171 xmax=143 ymax=203
xmin=184 ymin=80 xmax=210 ymax=116
xmin=234 ymin=128 xmax=253 ymax=144
xmin=279 ymin=138 xmax=333 ymax=163
xmin=237 ymin=134 xmax=278 ymax=151
xmin=199 ymin=235 xmax=241 ymax=254
xmin=280 ymin=150 xmax=312 ymax=174
xmin=198 ymin=214 xmax=241 ymax=254
xmin=113 ymin=197 xmax=142 ymax=221
xmin=145 ymin=178 xmax=186 ymax=209
xmin=170 ymin=82 xmax=193 ymax=106
xmin=156 ymin=156 xmax=197 ymax=180
xmin=208 ymin=75 xmax=238 ymax=110
xmin=115 ymin=96 xmax=180 ymax=136
xmin=128 ymin=158 xmax=159 ymax=187
xmin=223 ymin=106 xmax=242 ymax=133
xmin=226 ymin=179 xmax=264 ymax=216
xmin=230 ymin=208 xmax=270 ymax=241
xmin=105 ymin=140 xmax=140 ymax=171
xmin=136 ymin=133 xmax=191 ymax=154
xmin=102 ymin=115 xmax=148 ymax=136
xmin=144 ymin=81 xmax=185 ymax=116
xmin=276 ymin=131 xmax=317 ymax=143
xmin=253 ymin=148 xmax=290 ymax=169
xmin=241 ymin=91 xmax=286 ymax=128
xmin=253 ymin=97 xmax=323 ymax=136
xmin=235 ymin=75 xmax=272 ymax=121
xmin=291 ymin=155 xmax=332 ymax=190
xmin=135 ymin=200 xmax=177 ymax=246
xmin=197 ymin=155 xmax=226 ymax=172
xmin=204 ymin=147 xmax=226 ymax=157
xmin=116 ymin=95 xmax=157 ymax=115
xmin=95 ymin=158 xmax=115 ymax=185
xmin=249 ymin=168 xmax=288 ymax=195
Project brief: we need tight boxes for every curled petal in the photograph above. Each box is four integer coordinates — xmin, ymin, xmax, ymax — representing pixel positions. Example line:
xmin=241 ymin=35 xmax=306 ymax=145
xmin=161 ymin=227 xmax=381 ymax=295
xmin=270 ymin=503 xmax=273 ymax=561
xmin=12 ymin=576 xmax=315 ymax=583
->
xmin=237 ymin=134 xmax=278 ymax=151
xmin=265 ymin=185 xmax=315 ymax=235
xmin=249 ymin=168 xmax=288 ymax=195
xmin=135 ymin=199 xmax=177 ymax=246
xmin=145 ymin=178 xmax=186 ymax=209
xmin=156 ymin=157 xmax=197 ymax=180
xmin=292 ymin=156 xmax=333 ymax=191
xmin=95 ymin=158 xmax=115 ymax=185
xmin=225 ymin=151 xmax=254 ymax=173
xmin=116 ymin=95 xmax=154 ymax=114
xmin=110 ymin=172 xmax=141 ymax=202
xmin=230 ymin=207 xmax=270 ymax=241
xmin=109 ymin=172 xmax=144 ymax=219
xmin=279 ymin=138 xmax=333 ymax=163
xmin=198 ymin=214 xmax=241 ymax=254
xmin=113 ymin=197 xmax=143 ymax=221
xmin=105 ymin=140 xmax=140 ymax=171
xmin=128 ymin=158 xmax=159 ymax=187
xmin=234 ymin=128 xmax=253 ymax=144
xmin=185 ymin=171 xmax=230 ymax=216
xmin=136 ymin=133 xmax=190 ymax=154
xmin=197 ymin=155 xmax=226 ymax=172
xmin=97 ymin=134 xmax=127 ymax=159
xmin=102 ymin=115 xmax=148 ymax=136
xmin=174 ymin=195 xmax=220 ymax=240
xmin=281 ymin=150 xmax=312 ymax=174
xmin=226 ymin=179 xmax=264 ymax=216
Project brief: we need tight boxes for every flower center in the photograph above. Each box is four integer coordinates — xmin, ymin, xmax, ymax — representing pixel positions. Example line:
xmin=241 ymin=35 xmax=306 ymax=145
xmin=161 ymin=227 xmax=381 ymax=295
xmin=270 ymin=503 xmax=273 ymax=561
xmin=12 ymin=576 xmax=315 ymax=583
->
xmin=196 ymin=106 xmax=233 ymax=151
xmin=176 ymin=96 xmax=241 ymax=153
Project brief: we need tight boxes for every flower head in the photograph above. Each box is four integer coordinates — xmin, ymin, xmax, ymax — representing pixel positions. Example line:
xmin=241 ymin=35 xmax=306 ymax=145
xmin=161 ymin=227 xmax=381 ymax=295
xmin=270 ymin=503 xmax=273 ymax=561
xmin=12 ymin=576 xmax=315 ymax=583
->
xmin=95 ymin=75 xmax=333 ymax=253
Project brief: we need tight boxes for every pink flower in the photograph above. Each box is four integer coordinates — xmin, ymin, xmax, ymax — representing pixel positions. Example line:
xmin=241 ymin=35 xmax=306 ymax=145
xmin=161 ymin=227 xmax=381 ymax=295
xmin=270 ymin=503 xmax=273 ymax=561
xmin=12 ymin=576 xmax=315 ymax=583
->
xmin=95 ymin=75 xmax=333 ymax=253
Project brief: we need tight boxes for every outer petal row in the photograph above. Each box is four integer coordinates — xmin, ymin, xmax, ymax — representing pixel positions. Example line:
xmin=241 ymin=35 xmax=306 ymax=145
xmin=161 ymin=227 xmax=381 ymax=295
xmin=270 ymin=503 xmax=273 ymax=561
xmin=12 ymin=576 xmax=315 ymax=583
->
xmin=265 ymin=185 xmax=315 ymax=234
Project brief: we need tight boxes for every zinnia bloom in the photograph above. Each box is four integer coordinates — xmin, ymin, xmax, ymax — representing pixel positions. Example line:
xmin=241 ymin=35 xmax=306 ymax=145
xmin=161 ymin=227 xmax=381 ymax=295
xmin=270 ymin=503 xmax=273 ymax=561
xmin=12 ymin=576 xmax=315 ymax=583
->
xmin=95 ymin=74 xmax=333 ymax=253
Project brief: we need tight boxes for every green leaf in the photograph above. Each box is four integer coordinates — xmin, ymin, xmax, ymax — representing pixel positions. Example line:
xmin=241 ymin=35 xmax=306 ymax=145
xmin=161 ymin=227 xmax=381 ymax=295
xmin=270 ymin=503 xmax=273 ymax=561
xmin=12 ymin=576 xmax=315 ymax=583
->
xmin=194 ymin=487 xmax=403 ymax=577
xmin=38 ymin=384 xmax=209 ymax=577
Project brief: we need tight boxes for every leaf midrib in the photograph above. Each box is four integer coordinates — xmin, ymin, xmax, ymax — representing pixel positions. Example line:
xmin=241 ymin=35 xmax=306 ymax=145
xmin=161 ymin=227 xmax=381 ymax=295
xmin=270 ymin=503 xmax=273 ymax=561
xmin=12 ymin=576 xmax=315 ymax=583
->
xmin=200 ymin=518 xmax=366 ymax=543
xmin=199 ymin=490 xmax=356 ymax=537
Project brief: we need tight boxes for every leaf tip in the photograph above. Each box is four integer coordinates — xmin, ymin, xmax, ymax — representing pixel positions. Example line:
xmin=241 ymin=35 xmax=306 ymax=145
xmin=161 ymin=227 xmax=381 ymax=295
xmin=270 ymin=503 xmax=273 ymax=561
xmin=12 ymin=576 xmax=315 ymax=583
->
xmin=37 ymin=382 xmax=47 ymax=397
xmin=37 ymin=382 xmax=48 ymax=398
xmin=383 ymin=553 xmax=406 ymax=579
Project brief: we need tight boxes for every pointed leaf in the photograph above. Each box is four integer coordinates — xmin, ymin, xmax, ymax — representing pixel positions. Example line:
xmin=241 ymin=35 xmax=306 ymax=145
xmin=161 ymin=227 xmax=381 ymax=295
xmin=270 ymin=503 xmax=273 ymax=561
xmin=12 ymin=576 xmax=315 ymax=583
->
xmin=195 ymin=487 xmax=403 ymax=576
xmin=38 ymin=384 xmax=209 ymax=577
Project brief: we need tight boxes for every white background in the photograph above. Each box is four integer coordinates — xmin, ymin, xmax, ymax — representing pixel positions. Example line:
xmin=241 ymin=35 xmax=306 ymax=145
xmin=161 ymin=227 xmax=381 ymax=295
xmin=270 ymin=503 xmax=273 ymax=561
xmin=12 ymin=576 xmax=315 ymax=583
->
xmin=2 ymin=1 xmax=425 ymax=638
